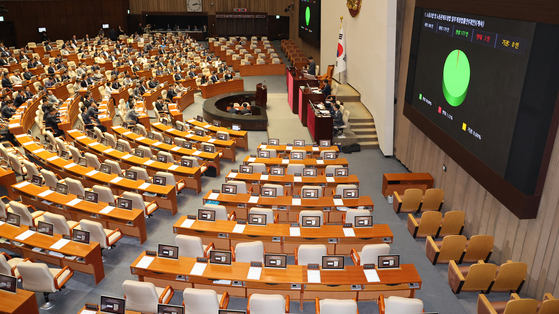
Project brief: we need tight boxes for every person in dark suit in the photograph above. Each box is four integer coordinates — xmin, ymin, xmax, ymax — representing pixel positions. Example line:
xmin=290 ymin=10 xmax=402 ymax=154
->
xmin=125 ymin=103 xmax=141 ymax=125
xmin=332 ymin=104 xmax=344 ymax=128
xmin=154 ymin=96 xmax=167 ymax=114
xmin=321 ymin=79 xmax=331 ymax=100
xmin=111 ymin=80 xmax=121 ymax=90
xmin=13 ymin=90 xmax=26 ymax=108
xmin=44 ymin=41 xmax=53 ymax=51
xmin=86 ymin=102 xmax=107 ymax=132
xmin=109 ymin=28 xmax=117 ymax=41
xmin=148 ymin=77 xmax=158 ymax=89
xmin=167 ymin=84 xmax=177 ymax=100
xmin=80 ymin=75 xmax=89 ymax=88
xmin=22 ymin=69 xmax=34 ymax=80
xmin=45 ymin=76 xmax=55 ymax=88
xmin=210 ymin=71 xmax=219 ymax=83
xmin=307 ymin=57 xmax=316 ymax=75
xmin=224 ymin=70 xmax=233 ymax=81
xmin=1 ymin=100 xmax=16 ymax=119
xmin=24 ymin=86 xmax=33 ymax=99
xmin=45 ymin=107 xmax=65 ymax=138
xmin=174 ymin=70 xmax=183 ymax=81
xmin=227 ymin=106 xmax=239 ymax=114
xmin=240 ymin=103 xmax=251 ymax=115
xmin=187 ymin=69 xmax=196 ymax=79
xmin=1 ymin=73 xmax=12 ymax=90
xmin=200 ymin=75 xmax=208 ymax=85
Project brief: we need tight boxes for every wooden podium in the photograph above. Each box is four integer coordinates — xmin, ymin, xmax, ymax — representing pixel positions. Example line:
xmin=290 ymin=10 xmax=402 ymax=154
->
xmin=255 ymin=83 xmax=267 ymax=108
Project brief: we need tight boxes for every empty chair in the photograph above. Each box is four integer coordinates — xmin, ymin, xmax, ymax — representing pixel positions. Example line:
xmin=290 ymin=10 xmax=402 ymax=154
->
xmin=136 ymin=145 xmax=153 ymax=158
xmin=478 ymin=293 xmax=559 ymax=314
xmin=174 ymin=137 xmax=186 ymax=147
xmin=336 ymin=184 xmax=358 ymax=196
xmin=315 ymin=298 xmax=358 ymax=314
xmin=9 ymin=201 xmax=44 ymax=227
xmin=54 ymin=138 xmax=69 ymax=153
xmin=234 ymin=241 xmax=264 ymax=263
xmin=461 ymin=235 xmax=494 ymax=263
xmin=79 ymin=219 xmax=122 ymax=250
xmin=157 ymin=151 xmax=175 ymax=163
xmin=407 ymin=211 xmax=443 ymax=238
xmin=175 ymin=235 xmax=214 ymax=258
xmin=136 ymin=124 xmax=147 ymax=136
xmin=426 ymin=235 xmax=467 ymax=265
xmin=298 ymin=210 xmax=324 ymax=226
xmin=17 ymin=262 xmax=74 ymax=310
xmin=182 ymin=288 xmax=229 ymax=314
xmin=351 ymin=243 xmax=390 ymax=266
xmin=84 ymin=152 xmax=101 ymax=169
xmin=295 ymin=244 xmax=327 ymax=265
xmin=437 ymin=211 xmax=465 ymax=237
xmin=490 ymin=261 xmax=527 ymax=293
xmin=448 ymin=260 xmax=497 ymax=294
xmin=65 ymin=177 xmax=85 ymax=196
xmin=92 ymin=185 xmax=118 ymax=203
xmin=176 ymin=121 xmax=186 ymax=131
xmin=324 ymin=165 xmax=343 ymax=175
xmin=0 ymin=198 xmax=12 ymax=220
xmin=249 ymin=207 xmax=278 ymax=224
xmin=122 ymin=280 xmax=174 ymax=313
xmin=249 ymin=162 xmax=266 ymax=174
xmin=319 ymin=150 xmax=337 ymax=159
xmin=286 ymin=164 xmax=304 ymax=175
xmin=104 ymin=132 xmax=117 ymax=147
xmin=290 ymin=149 xmax=306 ymax=159
xmin=69 ymin=146 xmax=82 ymax=161
xmin=7 ymin=153 xmax=27 ymax=178
xmin=260 ymin=148 xmax=277 ymax=158
xmin=154 ymin=171 xmax=186 ymax=193
xmin=344 ymin=208 xmax=372 ymax=225
xmin=130 ymin=166 xmax=150 ymax=181
xmin=43 ymin=212 xmax=79 ymax=237
xmin=93 ymin=127 xmax=104 ymax=140
xmin=301 ymin=185 xmax=323 ymax=197
xmin=181 ymin=156 xmax=206 ymax=172
xmin=122 ymin=191 xmax=159 ymax=217
xmin=247 ymin=293 xmax=289 ymax=314
xmin=393 ymin=188 xmax=423 ymax=213
xmin=227 ymin=180 xmax=248 ymax=194
xmin=420 ymin=188 xmax=444 ymax=212
xmin=203 ymin=203 xmax=235 ymax=221
xmin=0 ymin=252 xmax=25 ymax=277
xmin=22 ymin=159 xmax=41 ymax=178
xmin=152 ymin=131 xmax=164 ymax=141
xmin=378 ymin=295 xmax=424 ymax=314
xmin=117 ymin=139 xmax=132 ymax=153
xmin=104 ymin=159 xmax=124 ymax=175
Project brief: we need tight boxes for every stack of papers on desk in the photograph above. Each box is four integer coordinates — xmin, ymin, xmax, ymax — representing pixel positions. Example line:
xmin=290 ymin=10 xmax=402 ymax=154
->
xmin=232 ymin=224 xmax=246 ymax=233
xmin=66 ymin=198 xmax=82 ymax=206
xmin=190 ymin=263 xmax=207 ymax=276
xmin=343 ymin=228 xmax=356 ymax=237
xmin=104 ymin=148 xmax=115 ymax=153
xmin=364 ymin=268 xmax=381 ymax=282
xmin=110 ymin=176 xmax=123 ymax=183
xmin=47 ymin=156 xmax=59 ymax=161
xmin=260 ymin=174 xmax=269 ymax=180
xmin=248 ymin=196 xmax=259 ymax=203
xmin=50 ymin=239 xmax=70 ymax=250
xmin=99 ymin=206 xmax=115 ymax=214
xmin=290 ymin=227 xmax=301 ymax=236
xmin=316 ymin=160 xmax=324 ymax=164
xmin=86 ymin=170 xmax=99 ymax=176
xmin=294 ymin=176 xmax=302 ymax=182
xmin=193 ymin=151 xmax=202 ymax=156
xmin=138 ymin=183 xmax=151 ymax=189
xmin=38 ymin=190 xmax=54 ymax=197
xmin=168 ymin=165 xmax=179 ymax=170
xmin=144 ymin=160 xmax=155 ymax=165
xmin=33 ymin=148 xmax=45 ymax=154
xmin=326 ymin=177 xmax=335 ymax=182
xmin=307 ymin=270 xmax=321 ymax=283
xmin=64 ymin=163 xmax=77 ymax=169
xmin=181 ymin=219 xmax=195 ymax=228
xmin=227 ymin=172 xmax=237 ymax=178
xmin=333 ymin=199 xmax=344 ymax=206
xmin=292 ymin=198 xmax=302 ymax=206
xmin=121 ymin=154 xmax=133 ymax=159
xmin=136 ymin=256 xmax=155 ymax=269
xmin=136 ymin=137 xmax=146 ymax=141
xmin=15 ymin=181 xmax=30 ymax=189
xmin=247 ymin=157 xmax=256 ymax=162
xmin=16 ymin=230 xmax=36 ymax=241
xmin=208 ymin=193 xmax=220 ymax=200
xmin=247 ymin=267 xmax=262 ymax=280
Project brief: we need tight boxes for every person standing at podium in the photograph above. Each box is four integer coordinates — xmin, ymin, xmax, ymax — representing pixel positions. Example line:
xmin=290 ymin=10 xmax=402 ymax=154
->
xmin=308 ymin=56 xmax=316 ymax=75
xmin=321 ymin=79 xmax=331 ymax=100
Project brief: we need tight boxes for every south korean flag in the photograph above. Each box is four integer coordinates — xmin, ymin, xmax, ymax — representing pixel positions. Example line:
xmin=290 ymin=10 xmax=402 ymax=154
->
xmin=334 ymin=26 xmax=347 ymax=75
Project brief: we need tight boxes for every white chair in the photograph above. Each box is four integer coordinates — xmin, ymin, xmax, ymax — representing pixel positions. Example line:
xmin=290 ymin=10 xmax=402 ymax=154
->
xmin=40 ymin=169 xmax=62 ymax=189
xmin=154 ymin=171 xmax=186 ymax=194
xmin=93 ymin=127 xmax=104 ymax=140
xmin=249 ymin=162 xmax=266 ymax=174
xmin=247 ymin=293 xmax=289 ymax=314
xmin=182 ymin=288 xmax=229 ymax=314
xmin=136 ymin=124 xmax=147 ymax=136
xmin=104 ymin=132 xmax=117 ymax=147
xmin=262 ymin=183 xmax=284 ymax=196
xmin=174 ymin=137 xmax=186 ymax=147
xmin=79 ymin=219 xmax=122 ymax=250
xmin=7 ymin=153 xmax=27 ymax=178
xmin=157 ymin=151 xmax=175 ymax=163
xmin=0 ymin=198 xmax=12 ymax=220
xmin=152 ymin=131 xmax=164 ymax=142
xmin=9 ymin=201 xmax=44 ymax=228
xmin=65 ymin=177 xmax=85 ymax=196
xmin=344 ymin=208 xmax=372 ymax=225
xmin=104 ymin=159 xmax=124 ymax=175
xmin=0 ymin=252 xmax=25 ymax=277
xmin=378 ymin=295 xmax=424 ymax=314
xmin=175 ymin=235 xmax=214 ymax=258
xmin=136 ymin=145 xmax=153 ymax=158
xmin=249 ymin=207 xmax=278 ymax=224
xmin=295 ymin=244 xmax=327 ymax=265
xmin=122 ymin=280 xmax=174 ymax=313
xmin=122 ymin=191 xmax=158 ymax=217
xmin=298 ymin=210 xmax=324 ymax=227
xmin=351 ymin=244 xmax=390 ymax=266
xmin=84 ymin=152 xmax=101 ymax=169
xmin=320 ymin=150 xmax=337 ymax=159
xmin=260 ymin=148 xmax=277 ymax=158
xmin=301 ymin=185 xmax=323 ymax=198
xmin=69 ymin=146 xmax=82 ymax=161
xmin=286 ymin=164 xmax=304 ymax=175
xmin=130 ymin=166 xmax=150 ymax=181
xmin=43 ymin=212 xmax=79 ymax=237
xmin=216 ymin=131 xmax=230 ymax=141
xmin=336 ymin=184 xmax=358 ymax=196
xmin=92 ymin=185 xmax=118 ymax=204
xmin=315 ymin=298 xmax=358 ymax=314
xmin=117 ymin=139 xmax=132 ymax=153
xmin=234 ymin=241 xmax=264 ymax=263
xmin=17 ymin=262 xmax=74 ymax=310
xmin=181 ymin=156 xmax=207 ymax=173
xmin=324 ymin=165 xmax=343 ymax=175
xmin=203 ymin=203 xmax=235 ymax=221
xmin=54 ymin=137 xmax=69 ymax=153
xmin=22 ymin=159 xmax=41 ymax=178
xmin=227 ymin=180 xmax=248 ymax=194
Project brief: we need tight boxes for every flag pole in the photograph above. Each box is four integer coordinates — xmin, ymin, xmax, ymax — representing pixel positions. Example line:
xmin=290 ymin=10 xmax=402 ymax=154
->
xmin=339 ymin=17 xmax=343 ymax=84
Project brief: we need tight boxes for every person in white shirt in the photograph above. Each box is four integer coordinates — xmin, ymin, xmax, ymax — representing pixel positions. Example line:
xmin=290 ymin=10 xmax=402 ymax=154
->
xmin=10 ymin=71 xmax=23 ymax=85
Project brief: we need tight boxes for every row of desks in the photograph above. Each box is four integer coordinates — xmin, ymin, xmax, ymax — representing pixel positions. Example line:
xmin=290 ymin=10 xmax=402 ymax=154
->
xmin=242 ymin=155 xmax=349 ymax=170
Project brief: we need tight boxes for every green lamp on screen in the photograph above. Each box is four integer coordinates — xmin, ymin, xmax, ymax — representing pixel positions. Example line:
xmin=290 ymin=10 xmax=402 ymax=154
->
xmin=442 ymin=49 xmax=470 ymax=107
xmin=305 ymin=7 xmax=311 ymax=26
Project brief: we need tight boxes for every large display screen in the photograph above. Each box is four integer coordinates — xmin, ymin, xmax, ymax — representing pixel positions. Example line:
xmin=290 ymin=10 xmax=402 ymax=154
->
xmin=409 ymin=9 xmax=535 ymax=176
xmin=298 ymin=0 xmax=321 ymax=46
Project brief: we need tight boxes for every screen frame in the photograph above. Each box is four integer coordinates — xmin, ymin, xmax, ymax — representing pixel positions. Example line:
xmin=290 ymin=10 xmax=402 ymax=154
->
xmin=301 ymin=215 xmax=321 ymax=227
xmin=157 ymin=244 xmax=179 ymax=259
xmin=100 ymin=296 xmax=126 ymax=314
xmin=37 ymin=220 xmax=54 ymax=236
xmin=116 ymin=198 xmax=133 ymax=210
xmin=248 ymin=213 xmax=267 ymax=225
xmin=264 ymin=254 xmax=287 ymax=269
xmin=72 ymin=229 xmax=91 ymax=244
xmin=197 ymin=209 xmax=216 ymax=221
xmin=209 ymin=250 xmax=232 ymax=265
xmin=84 ymin=190 xmax=99 ymax=204
xmin=0 ymin=274 xmax=17 ymax=294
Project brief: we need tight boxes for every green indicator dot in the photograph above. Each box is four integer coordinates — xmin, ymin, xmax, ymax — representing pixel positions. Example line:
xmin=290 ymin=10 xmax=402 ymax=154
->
xmin=442 ymin=49 xmax=470 ymax=107
xmin=419 ymin=93 xmax=422 ymax=100
xmin=305 ymin=7 xmax=311 ymax=26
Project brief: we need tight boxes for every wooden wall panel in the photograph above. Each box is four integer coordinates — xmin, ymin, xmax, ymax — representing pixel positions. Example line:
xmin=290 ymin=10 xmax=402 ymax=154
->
xmin=395 ymin=0 xmax=559 ymax=300
xmin=130 ymin=0 xmax=292 ymax=16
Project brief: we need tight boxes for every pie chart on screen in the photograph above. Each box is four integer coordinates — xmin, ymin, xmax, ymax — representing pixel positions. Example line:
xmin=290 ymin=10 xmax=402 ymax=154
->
xmin=305 ymin=7 xmax=311 ymax=26
xmin=443 ymin=49 xmax=470 ymax=107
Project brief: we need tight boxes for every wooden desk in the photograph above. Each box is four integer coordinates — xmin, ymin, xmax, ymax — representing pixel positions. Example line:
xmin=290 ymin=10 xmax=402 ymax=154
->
xmin=69 ymin=129 xmax=205 ymax=193
xmin=201 ymin=191 xmax=373 ymax=222
xmin=299 ymin=88 xmax=325 ymax=127
xmin=0 ymin=289 xmax=39 ymax=314
xmin=57 ymin=97 xmax=80 ymax=138
xmin=47 ymin=82 xmax=71 ymax=101
xmin=77 ymin=306 xmax=140 ymax=314
xmin=15 ymin=135 xmax=178 ymax=215
xmin=224 ymin=171 xmax=359 ymax=196
xmin=110 ymin=87 xmax=130 ymax=109
xmin=257 ymin=143 xmax=339 ymax=157
xmin=8 ymin=96 xmax=41 ymax=136
xmin=242 ymin=156 xmax=348 ymax=170
xmin=0 ymin=167 xmax=18 ymax=200
xmin=287 ymin=68 xmax=319 ymax=115
xmin=151 ymin=122 xmax=237 ymax=162
xmin=173 ymin=88 xmax=195 ymax=112
xmin=381 ymin=173 xmax=435 ymax=197
xmin=185 ymin=118 xmax=249 ymax=151
xmin=130 ymin=252 xmax=421 ymax=301
xmin=239 ymin=63 xmax=285 ymax=76
xmin=79 ymin=82 xmax=103 ymax=102
xmin=307 ymin=101 xmax=333 ymax=143
xmin=173 ymin=217 xmax=392 ymax=255
xmin=0 ymin=221 xmax=105 ymax=284
xmin=176 ymin=78 xmax=198 ymax=91
xmin=199 ymin=79 xmax=244 ymax=99
xmin=142 ymin=84 xmax=165 ymax=111
xmin=11 ymin=180 xmax=147 ymax=244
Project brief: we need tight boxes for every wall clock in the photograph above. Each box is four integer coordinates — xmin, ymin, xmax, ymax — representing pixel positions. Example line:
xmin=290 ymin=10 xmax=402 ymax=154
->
xmin=346 ymin=0 xmax=362 ymax=18
xmin=187 ymin=0 xmax=203 ymax=12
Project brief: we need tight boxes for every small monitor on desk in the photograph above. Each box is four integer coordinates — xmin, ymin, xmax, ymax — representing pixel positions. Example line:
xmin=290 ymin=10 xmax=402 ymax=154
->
xmin=78 ymin=157 xmax=88 ymax=167
xmin=115 ymin=143 xmax=125 ymax=152
xmin=290 ymin=151 xmax=304 ymax=160
xmin=6 ymin=212 xmax=21 ymax=227
xmin=158 ymin=244 xmax=179 ymax=259
xmin=86 ymin=130 xmax=95 ymax=139
xmin=72 ymin=229 xmax=90 ymax=244
xmin=232 ymin=124 xmax=241 ymax=131
xmin=99 ymin=137 xmax=108 ymax=146
xmin=203 ymin=144 xmax=215 ymax=153
xmin=239 ymin=165 xmax=253 ymax=174
xmin=176 ymin=124 xmax=184 ymax=131
xmin=268 ymin=138 xmax=279 ymax=146
xmin=302 ymin=188 xmax=319 ymax=199
xmin=153 ymin=175 xmax=167 ymax=186
xmin=258 ymin=150 xmax=270 ymax=158
xmin=219 ymin=310 xmax=246 ymax=314
xmin=163 ymin=136 xmax=173 ymax=145
xmin=100 ymin=296 xmax=126 ymax=314
xmin=221 ymin=184 xmax=237 ymax=195
xmin=194 ymin=129 xmax=204 ymax=137
xmin=134 ymin=149 xmax=144 ymax=158
xmin=182 ymin=141 xmax=193 ymax=149
xmin=248 ymin=213 xmax=267 ymax=225
xmin=209 ymin=250 xmax=232 ymax=265
xmin=85 ymin=191 xmax=99 ymax=204
xmin=264 ymin=254 xmax=287 ymax=268
xmin=0 ymin=274 xmax=17 ymax=294
xmin=179 ymin=158 xmax=192 ymax=168
xmin=59 ymin=150 xmax=70 ymax=160
xmin=157 ymin=155 xmax=168 ymax=163
xmin=158 ymin=304 xmax=185 ymax=314
xmin=161 ymin=119 xmax=168 ymax=126
xmin=97 ymin=162 xmax=112 ymax=174
xmin=147 ymin=132 xmax=155 ymax=140
xmin=217 ymin=133 xmax=227 ymax=140
xmin=270 ymin=166 xmax=284 ymax=176
xmin=46 ymin=144 xmax=55 ymax=152
xmin=37 ymin=221 xmax=54 ymax=236
xmin=323 ymin=152 xmax=336 ymax=160
xmin=125 ymin=170 xmax=138 ymax=181
xmin=55 ymin=182 xmax=69 ymax=195
xmin=303 ymin=168 xmax=317 ymax=177
xmin=31 ymin=174 xmax=43 ymax=187
xmin=198 ymin=209 xmax=215 ymax=221
xmin=196 ymin=115 xmax=203 ymax=122
xmin=301 ymin=216 xmax=321 ymax=227
xmin=319 ymin=140 xmax=331 ymax=147
xmin=322 ymin=256 xmax=344 ymax=270
xmin=261 ymin=187 xmax=277 ymax=197
xmin=117 ymin=198 xmax=133 ymax=210
xmin=354 ymin=216 xmax=373 ymax=227
xmin=213 ymin=120 xmax=221 ymax=127
xmin=343 ymin=188 xmax=359 ymax=199
xmin=335 ymin=167 xmax=348 ymax=177
xmin=378 ymin=255 xmax=400 ymax=269
xmin=294 ymin=139 xmax=305 ymax=147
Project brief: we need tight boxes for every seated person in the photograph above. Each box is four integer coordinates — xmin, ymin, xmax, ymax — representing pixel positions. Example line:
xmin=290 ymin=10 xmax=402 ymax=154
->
xmin=240 ymin=102 xmax=251 ymax=115
xmin=45 ymin=107 xmax=65 ymax=138
xmin=227 ymin=103 xmax=240 ymax=114
xmin=154 ymin=96 xmax=168 ymax=114
xmin=332 ymin=104 xmax=344 ymax=132
xmin=86 ymin=102 xmax=107 ymax=132
xmin=321 ymin=79 xmax=331 ymax=100
xmin=124 ymin=102 xmax=141 ymax=126
xmin=1 ymin=100 xmax=16 ymax=119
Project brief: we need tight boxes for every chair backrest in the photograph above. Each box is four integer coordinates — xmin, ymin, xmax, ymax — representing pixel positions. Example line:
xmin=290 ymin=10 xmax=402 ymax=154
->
xmin=501 ymin=299 xmax=538 ymax=314
xmin=492 ymin=262 xmax=527 ymax=292
xmin=181 ymin=156 xmax=200 ymax=167
xmin=0 ymin=201 xmax=8 ymax=220
xmin=401 ymin=188 xmax=423 ymax=211
xmin=297 ymin=244 xmax=327 ymax=265
xmin=104 ymin=159 xmax=122 ymax=175
xmin=463 ymin=235 xmax=494 ymax=262
xmin=117 ymin=139 xmax=132 ymax=153
xmin=152 ymin=131 xmax=164 ymax=141
xmin=7 ymin=153 xmax=25 ymax=175
xmin=439 ymin=211 xmax=465 ymax=236
xmin=262 ymin=183 xmax=283 ymax=196
xmin=358 ymin=244 xmax=390 ymax=265
xmin=122 ymin=280 xmax=159 ymax=313
xmin=320 ymin=299 xmax=358 ymax=314
xmin=84 ymin=152 xmax=101 ymax=170
xmin=54 ymin=138 xmax=67 ymax=153
xmin=136 ymin=124 xmax=147 ymax=136
xmin=137 ymin=145 xmax=153 ymax=158
xmin=130 ymin=166 xmax=150 ymax=181
xmin=286 ymin=164 xmax=304 ymax=175
xmin=249 ymin=207 xmax=274 ymax=224
xmin=22 ymin=159 xmax=41 ymax=177
xmin=105 ymin=133 xmax=117 ymax=147
xmin=43 ymin=212 xmax=71 ymax=236
xmin=336 ymin=184 xmax=358 ymax=196
xmin=227 ymin=180 xmax=247 ymax=194
xmin=463 ymin=263 xmax=497 ymax=291
xmin=40 ymin=169 xmax=59 ymax=188
xmin=0 ymin=254 xmax=14 ymax=276
xmin=65 ymin=177 xmax=85 ymax=196
xmin=235 ymin=241 xmax=264 ymax=263
xmin=341 ymin=110 xmax=350 ymax=127
xmin=92 ymin=185 xmax=116 ymax=203
xmin=69 ymin=146 xmax=81 ymax=161
xmin=122 ymin=191 xmax=145 ymax=211
xmin=301 ymin=185 xmax=323 ymax=197
xmin=539 ymin=297 xmax=559 ymax=314
xmin=320 ymin=150 xmax=336 ymax=159
xmin=9 ymin=201 xmax=34 ymax=227
xmin=438 ymin=235 xmax=467 ymax=262
xmin=154 ymin=172 xmax=175 ymax=186
xmin=94 ymin=127 xmax=104 ymax=140
xmin=260 ymin=148 xmax=277 ymax=158
xmin=345 ymin=208 xmax=371 ymax=224
xmin=182 ymin=288 xmax=220 ymax=314
xmin=384 ymin=296 xmax=424 ymax=314
xmin=421 ymin=188 xmax=444 ymax=211
xmin=203 ymin=204 xmax=228 ymax=220
xmin=249 ymin=163 xmax=266 ymax=174
xmin=249 ymin=294 xmax=286 ymax=314
xmin=417 ymin=211 xmax=443 ymax=237
xmin=324 ymin=165 xmax=343 ymax=175
xmin=17 ymin=262 xmax=57 ymax=293
xmin=175 ymin=235 xmax=205 ymax=258
xmin=298 ymin=210 xmax=324 ymax=226
xmin=79 ymin=219 xmax=108 ymax=248
xmin=157 ymin=151 xmax=175 ymax=163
